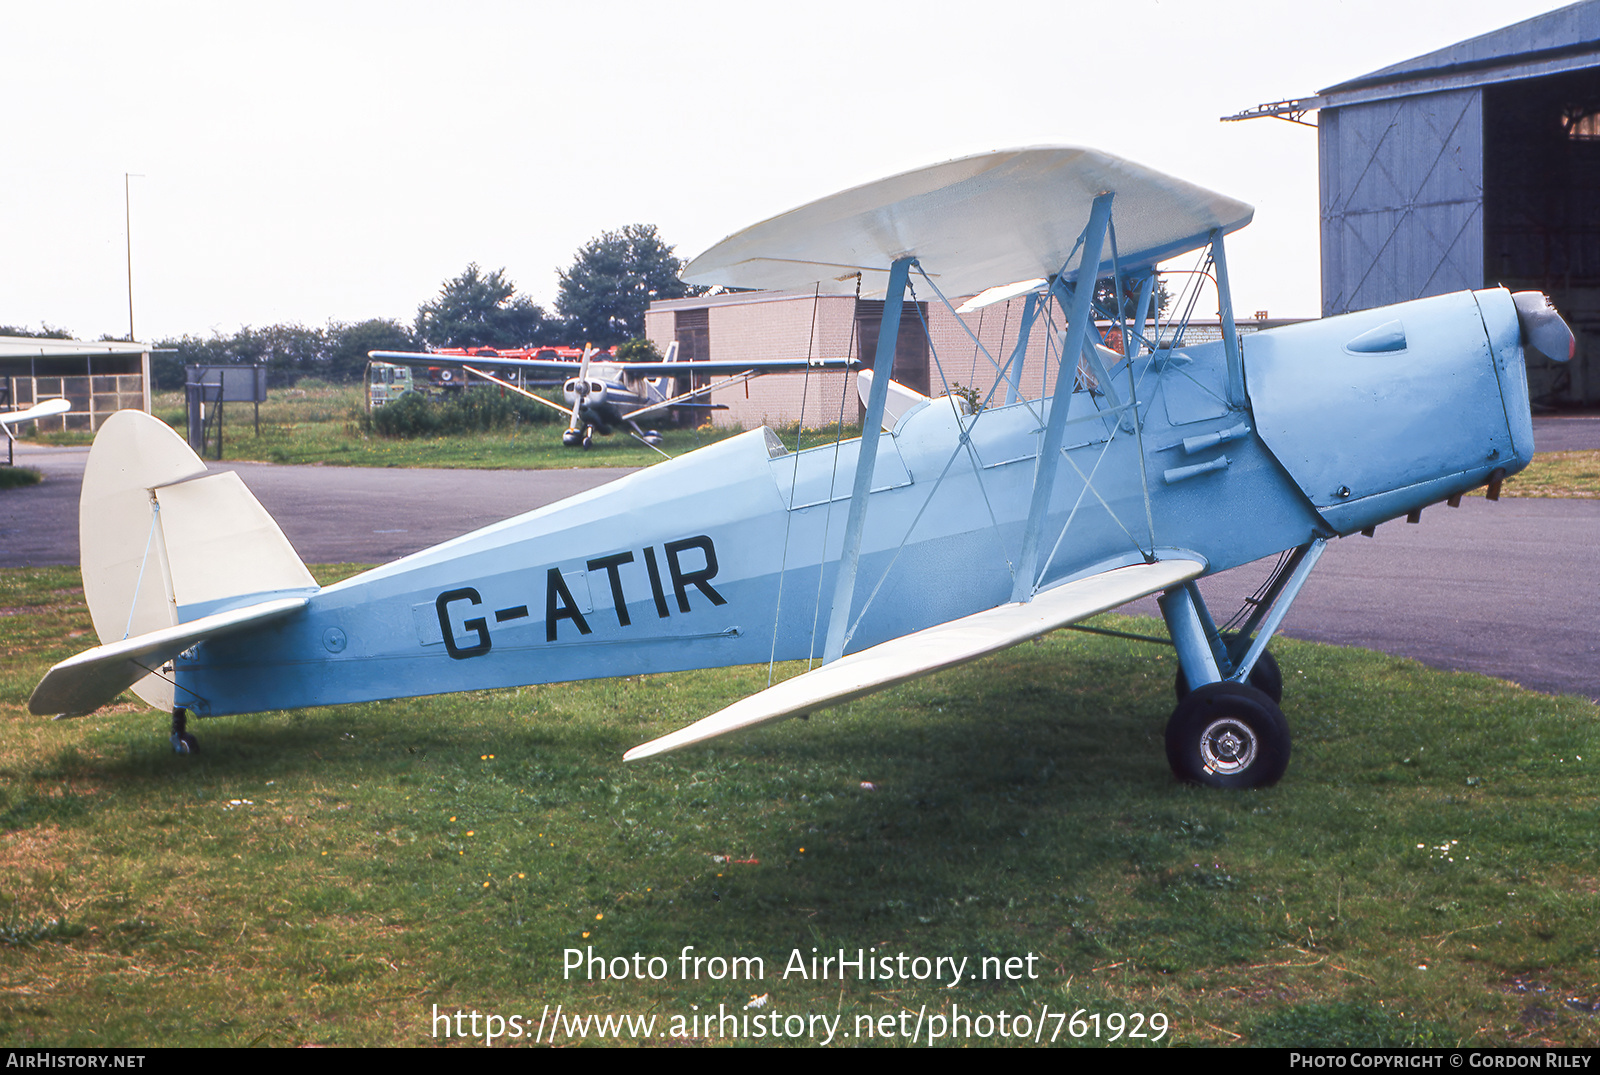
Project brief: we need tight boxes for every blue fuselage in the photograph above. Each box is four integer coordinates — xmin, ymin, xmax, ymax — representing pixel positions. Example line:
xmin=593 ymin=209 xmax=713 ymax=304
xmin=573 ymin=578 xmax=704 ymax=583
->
xmin=180 ymin=289 xmax=1533 ymax=717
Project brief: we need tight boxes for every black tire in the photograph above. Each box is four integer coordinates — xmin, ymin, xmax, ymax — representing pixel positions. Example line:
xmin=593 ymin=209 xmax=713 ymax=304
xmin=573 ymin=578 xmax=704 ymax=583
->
xmin=170 ymin=732 xmax=199 ymax=754
xmin=1175 ymin=640 xmax=1282 ymax=703
xmin=1165 ymin=682 xmax=1290 ymax=789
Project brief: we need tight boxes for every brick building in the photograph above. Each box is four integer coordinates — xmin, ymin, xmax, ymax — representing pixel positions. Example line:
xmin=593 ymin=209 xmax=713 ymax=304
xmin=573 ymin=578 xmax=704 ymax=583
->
xmin=646 ymin=289 xmax=1293 ymax=430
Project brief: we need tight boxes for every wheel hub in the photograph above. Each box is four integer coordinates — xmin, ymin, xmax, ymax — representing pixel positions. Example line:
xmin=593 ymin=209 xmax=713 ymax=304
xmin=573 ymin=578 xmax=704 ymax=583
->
xmin=1199 ymin=718 xmax=1256 ymax=775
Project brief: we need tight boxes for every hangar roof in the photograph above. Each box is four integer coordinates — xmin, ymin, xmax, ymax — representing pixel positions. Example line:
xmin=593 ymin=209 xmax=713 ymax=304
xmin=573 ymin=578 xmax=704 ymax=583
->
xmin=1319 ymin=0 xmax=1600 ymax=104
xmin=1226 ymin=1 xmax=1600 ymax=122
xmin=0 ymin=337 xmax=151 ymax=360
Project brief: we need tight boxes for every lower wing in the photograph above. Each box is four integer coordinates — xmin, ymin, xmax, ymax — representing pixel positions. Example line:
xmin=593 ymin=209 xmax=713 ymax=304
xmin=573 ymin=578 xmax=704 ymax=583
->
xmin=624 ymin=556 xmax=1205 ymax=760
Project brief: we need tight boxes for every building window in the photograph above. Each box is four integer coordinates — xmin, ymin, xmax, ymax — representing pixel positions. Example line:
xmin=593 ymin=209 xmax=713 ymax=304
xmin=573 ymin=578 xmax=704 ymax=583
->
xmin=854 ymin=301 xmax=930 ymax=396
xmin=674 ymin=308 xmax=709 ymax=363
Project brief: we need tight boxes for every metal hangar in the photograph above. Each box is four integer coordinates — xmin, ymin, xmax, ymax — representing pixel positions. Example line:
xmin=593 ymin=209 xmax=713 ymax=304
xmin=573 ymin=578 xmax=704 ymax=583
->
xmin=1230 ymin=1 xmax=1600 ymax=406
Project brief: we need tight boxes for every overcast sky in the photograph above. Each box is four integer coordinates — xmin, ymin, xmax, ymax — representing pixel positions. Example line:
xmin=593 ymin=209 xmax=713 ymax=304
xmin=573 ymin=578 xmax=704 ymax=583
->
xmin=0 ymin=0 xmax=1574 ymax=342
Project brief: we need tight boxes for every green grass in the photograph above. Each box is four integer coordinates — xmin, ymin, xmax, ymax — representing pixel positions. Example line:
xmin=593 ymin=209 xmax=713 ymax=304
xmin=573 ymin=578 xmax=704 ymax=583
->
xmin=26 ymin=382 xmax=845 ymax=470
xmin=0 ymin=467 xmax=43 ymax=491
xmin=1498 ymin=450 xmax=1600 ymax=498
xmin=2 ymin=566 xmax=1597 ymax=1047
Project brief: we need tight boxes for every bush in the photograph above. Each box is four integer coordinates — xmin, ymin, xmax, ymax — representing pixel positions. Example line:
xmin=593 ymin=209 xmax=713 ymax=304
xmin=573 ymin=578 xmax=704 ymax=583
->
xmin=369 ymin=386 xmax=560 ymax=439
xmin=0 ymin=467 xmax=44 ymax=491
xmin=615 ymin=337 xmax=663 ymax=363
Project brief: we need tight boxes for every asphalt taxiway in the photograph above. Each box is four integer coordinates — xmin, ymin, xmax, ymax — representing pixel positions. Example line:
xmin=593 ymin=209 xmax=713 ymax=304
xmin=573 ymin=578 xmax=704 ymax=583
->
xmin=3 ymin=424 xmax=1596 ymax=702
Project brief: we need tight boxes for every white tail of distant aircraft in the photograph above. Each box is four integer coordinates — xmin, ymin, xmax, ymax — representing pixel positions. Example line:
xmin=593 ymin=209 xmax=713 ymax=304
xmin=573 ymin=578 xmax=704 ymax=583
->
xmin=1 ymin=397 xmax=70 ymax=430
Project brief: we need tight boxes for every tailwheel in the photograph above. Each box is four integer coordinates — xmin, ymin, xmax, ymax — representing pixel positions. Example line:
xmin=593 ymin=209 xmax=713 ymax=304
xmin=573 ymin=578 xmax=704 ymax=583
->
xmin=170 ymin=707 xmax=199 ymax=754
xmin=1165 ymin=682 xmax=1289 ymax=789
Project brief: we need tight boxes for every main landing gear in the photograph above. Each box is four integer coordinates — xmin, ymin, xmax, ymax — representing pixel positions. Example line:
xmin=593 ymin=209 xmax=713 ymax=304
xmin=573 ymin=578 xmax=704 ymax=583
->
xmin=625 ymin=420 xmax=664 ymax=449
xmin=1165 ymin=682 xmax=1290 ymax=788
xmin=1156 ymin=539 xmax=1325 ymax=789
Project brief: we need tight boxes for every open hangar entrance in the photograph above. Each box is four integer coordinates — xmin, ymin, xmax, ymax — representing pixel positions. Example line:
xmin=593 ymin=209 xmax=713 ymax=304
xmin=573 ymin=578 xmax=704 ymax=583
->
xmin=1484 ymin=66 xmax=1600 ymax=405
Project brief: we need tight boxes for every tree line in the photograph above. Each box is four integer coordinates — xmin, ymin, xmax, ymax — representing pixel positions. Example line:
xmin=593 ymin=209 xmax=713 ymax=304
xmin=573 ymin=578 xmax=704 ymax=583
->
xmin=7 ymin=224 xmax=700 ymax=390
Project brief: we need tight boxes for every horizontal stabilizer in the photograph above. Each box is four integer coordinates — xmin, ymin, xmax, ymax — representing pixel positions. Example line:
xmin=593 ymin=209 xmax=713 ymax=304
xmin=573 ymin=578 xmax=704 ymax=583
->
xmin=624 ymin=557 xmax=1204 ymax=760
xmin=29 ymin=597 xmax=309 ymax=717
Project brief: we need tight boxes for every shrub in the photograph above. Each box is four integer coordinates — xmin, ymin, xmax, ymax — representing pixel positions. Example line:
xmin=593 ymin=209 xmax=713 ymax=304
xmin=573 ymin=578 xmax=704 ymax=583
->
xmin=0 ymin=467 xmax=44 ymax=491
xmin=369 ymin=386 xmax=560 ymax=439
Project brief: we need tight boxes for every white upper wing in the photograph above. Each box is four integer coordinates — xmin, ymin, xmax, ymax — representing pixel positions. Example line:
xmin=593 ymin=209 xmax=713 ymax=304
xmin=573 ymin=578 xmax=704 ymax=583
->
xmin=682 ymin=147 xmax=1253 ymax=299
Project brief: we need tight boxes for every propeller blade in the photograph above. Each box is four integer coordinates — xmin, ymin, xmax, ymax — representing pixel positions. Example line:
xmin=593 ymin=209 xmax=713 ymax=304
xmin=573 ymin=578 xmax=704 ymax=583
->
xmin=1512 ymin=292 xmax=1574 ymax=363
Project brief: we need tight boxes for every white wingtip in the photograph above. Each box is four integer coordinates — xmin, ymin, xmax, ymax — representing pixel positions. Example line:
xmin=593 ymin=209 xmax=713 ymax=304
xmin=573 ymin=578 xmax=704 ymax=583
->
xmin=1 ymin=397 xmax=71 ymax=427
xmin=954 ymin=278 xmax=1047 ymax=314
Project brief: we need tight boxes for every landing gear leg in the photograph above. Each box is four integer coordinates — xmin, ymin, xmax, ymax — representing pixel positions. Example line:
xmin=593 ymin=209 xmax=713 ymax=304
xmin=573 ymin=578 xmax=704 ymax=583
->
xmin=170 ymin=706 xmax=198 ymax=754
xmin=1176 ymin=635 xmax=1283 ymax=703
xmin=1156 ymin=538 xmax=1326 ymax=788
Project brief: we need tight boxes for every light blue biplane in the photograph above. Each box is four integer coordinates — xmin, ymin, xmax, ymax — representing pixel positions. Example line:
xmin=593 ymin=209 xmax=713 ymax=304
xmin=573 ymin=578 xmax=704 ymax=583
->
xmin=29 ymin=147 xmax=1573 ymax=788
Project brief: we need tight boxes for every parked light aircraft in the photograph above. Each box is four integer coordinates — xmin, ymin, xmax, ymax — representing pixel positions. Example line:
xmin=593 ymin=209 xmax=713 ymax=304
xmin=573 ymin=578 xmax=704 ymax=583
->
xmin=369 ymin=341 xmax=854 ymax=450
xmin=29 ymin=147 xmax=1572 ymax=786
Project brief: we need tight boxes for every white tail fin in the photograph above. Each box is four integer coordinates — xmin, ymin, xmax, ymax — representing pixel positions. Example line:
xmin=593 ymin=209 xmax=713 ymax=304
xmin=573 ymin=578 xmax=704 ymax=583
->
xmin=855 ymin=368 xmax=931 ymax=430
xmin=77 ymin=411 xmax=316 ymax=711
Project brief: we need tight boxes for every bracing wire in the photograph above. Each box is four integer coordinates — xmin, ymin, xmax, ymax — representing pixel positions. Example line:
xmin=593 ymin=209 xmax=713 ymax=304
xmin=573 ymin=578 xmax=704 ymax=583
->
xmin=1105 ymin=220 xmax=1158 ymax=559
xmin=768 ymin=283 xmax=824 ymax=685
xmin=911 ymin=264 xmax=1044 ymax=427
xmin=834 ymin=273 xmax=1019 ymax=651
xmin=966 ymin=305 xmax=984 ymax=389
xmin=806 ymin=274 xmax=862 ymax=669
xmin=123 ymin=498 xmax=162 ymax=641
xmin=128 ymin=657 xmax=209 ymax=710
